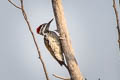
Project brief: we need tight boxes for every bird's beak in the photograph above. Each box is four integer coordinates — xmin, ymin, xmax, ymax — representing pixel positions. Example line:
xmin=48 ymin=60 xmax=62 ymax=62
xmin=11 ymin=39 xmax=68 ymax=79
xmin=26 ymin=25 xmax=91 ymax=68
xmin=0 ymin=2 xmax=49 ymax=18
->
xmin=47 ymin=18 xmax=54 ymax=25
xmin=46 ymin=18 xmax=54 ymax=30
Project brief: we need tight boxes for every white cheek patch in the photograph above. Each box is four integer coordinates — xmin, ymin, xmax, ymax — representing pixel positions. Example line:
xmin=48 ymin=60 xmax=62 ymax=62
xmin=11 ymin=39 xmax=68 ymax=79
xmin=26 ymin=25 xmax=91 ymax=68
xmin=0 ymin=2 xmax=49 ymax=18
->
xmin=40 ymin=23 xmax=47 ymax=35
xmin=42 ymin=24 xmax=47 ymax=33
xmin=42 ymin=24 xmax=47 ymax=35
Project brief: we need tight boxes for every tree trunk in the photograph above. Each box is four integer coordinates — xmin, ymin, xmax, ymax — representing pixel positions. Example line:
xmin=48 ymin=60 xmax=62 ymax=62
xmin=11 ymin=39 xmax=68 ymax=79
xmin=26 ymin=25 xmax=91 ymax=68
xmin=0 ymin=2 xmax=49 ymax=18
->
xmin=51 ymin=0 xmax=83 ymax=80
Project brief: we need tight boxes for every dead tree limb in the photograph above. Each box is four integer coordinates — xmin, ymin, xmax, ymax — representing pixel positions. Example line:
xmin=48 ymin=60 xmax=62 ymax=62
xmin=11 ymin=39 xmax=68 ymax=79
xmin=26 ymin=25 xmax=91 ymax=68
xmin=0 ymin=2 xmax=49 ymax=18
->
xmin=119 ymin=0 xmax=120 ymax=6
xmin=8 ymin=0 xmax=50 ymax=80
xmin=113 ymin=0 xmax=120 ymax=49
xmin=51 ymin=0 xmax=83 ymax=80
xmin=53 ymin=74 xmax=70 ymax=80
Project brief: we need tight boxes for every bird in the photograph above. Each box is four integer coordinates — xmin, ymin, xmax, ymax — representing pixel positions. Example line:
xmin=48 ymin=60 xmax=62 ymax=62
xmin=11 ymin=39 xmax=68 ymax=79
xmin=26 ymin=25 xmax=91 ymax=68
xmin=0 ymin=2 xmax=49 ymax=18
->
xmin=36 ymin=18 xmax=67 ymax=68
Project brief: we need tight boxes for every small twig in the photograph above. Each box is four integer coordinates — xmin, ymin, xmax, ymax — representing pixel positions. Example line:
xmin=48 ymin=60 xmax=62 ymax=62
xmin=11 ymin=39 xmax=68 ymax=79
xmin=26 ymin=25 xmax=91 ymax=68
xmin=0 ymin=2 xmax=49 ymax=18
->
xmin=113 ymin=0 xmax=120 ymax=49
xmin=52 ymin=74 xmax=70 ymax=80
xmin=8 ymin=0 xmax=50 ymax=80
xmin=8 ymin=0 xmax=21 ymax=9
xmin=119 ymin=0 xmax=120 ymax=6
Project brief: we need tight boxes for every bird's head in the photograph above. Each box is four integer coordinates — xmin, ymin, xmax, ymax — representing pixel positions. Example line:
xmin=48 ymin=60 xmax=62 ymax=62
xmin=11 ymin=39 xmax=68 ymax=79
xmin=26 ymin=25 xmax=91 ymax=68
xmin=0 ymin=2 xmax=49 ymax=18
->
xmin=36 ymin=18 xmax=54 ymax=35
xmin=36 ymin=23 xmax=46 ymax=35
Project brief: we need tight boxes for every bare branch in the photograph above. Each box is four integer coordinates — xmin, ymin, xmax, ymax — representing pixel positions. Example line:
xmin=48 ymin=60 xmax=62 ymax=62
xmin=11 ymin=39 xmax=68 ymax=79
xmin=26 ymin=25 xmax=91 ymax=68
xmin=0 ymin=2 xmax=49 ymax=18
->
xmin=51 ymin=0 xmax=83 ymax=80
xmin=8 ymin=0 xmax=50 ymax=80
xmin=119 ymin=0 xmax=120 ymax=6
xmin=8 ymin=0 xmax=21 ymax=9
xmin=113 ymin=0 xmax=120 ymax=49
xmin=53 ymin=74 xmax=70 ymax=80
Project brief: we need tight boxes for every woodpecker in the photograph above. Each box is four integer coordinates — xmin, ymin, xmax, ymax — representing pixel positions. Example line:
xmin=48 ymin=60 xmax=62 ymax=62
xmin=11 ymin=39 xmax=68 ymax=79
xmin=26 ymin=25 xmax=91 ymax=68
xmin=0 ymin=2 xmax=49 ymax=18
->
xmin=36 ymin=19 xmax=67 ymax=67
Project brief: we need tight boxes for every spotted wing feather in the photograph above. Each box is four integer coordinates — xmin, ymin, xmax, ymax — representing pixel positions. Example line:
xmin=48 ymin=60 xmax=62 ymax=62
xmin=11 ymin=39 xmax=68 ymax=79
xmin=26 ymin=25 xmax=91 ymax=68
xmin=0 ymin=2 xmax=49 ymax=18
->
xmin=44 ymin=31 xmax=64 ymax=66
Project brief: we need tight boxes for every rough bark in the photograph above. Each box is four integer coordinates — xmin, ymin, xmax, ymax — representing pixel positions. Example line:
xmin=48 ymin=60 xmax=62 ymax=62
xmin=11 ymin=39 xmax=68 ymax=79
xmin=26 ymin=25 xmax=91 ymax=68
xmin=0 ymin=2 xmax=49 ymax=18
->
xmin=51 ymin=0 xmax=83 ymax=80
